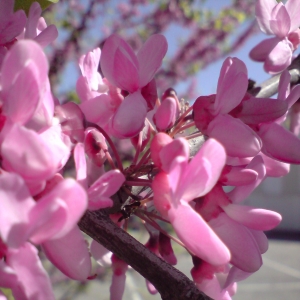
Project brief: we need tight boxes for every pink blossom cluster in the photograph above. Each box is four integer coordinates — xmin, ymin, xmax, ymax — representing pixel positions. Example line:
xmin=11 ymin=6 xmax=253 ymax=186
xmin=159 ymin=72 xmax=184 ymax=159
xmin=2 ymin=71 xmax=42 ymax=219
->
xmin=250 ymin=0 xmax=300 ymax=74
xmin=1 ymin=1 xmax=300 ymax=300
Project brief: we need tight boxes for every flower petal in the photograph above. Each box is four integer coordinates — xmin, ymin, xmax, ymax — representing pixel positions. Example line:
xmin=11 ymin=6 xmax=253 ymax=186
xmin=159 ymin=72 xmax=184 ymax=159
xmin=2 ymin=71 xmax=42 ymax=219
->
xmin=6 ymin=243 xmax=55 ymax=300
xmin=179 ymin=138 xmax=226 ymax=201
xmin=42 ymin=226 xmax=91 ymax=280
xmin=264 ymin=39 xmax=293 ymax=74
xmin=101 ymin=34 xmax=139 ymax=92
xmin=0 ymin=173 xmax=35 ymax=248
xmin=255 ymin=0 xmax=278 ymax=34
xmin=210 ymin=213 xmax=262 ymax=272
xmin=169 ymin=201 xmax=230 ymax=266
xmin=285 ymin=0 xmax=300 ymax=32
xmin=259 ymin=122 xmax=300 ymax=163
xmin=110 ymin=91 xmax=147 ymax=138
xmin=222 ymin=204 xmax=282 ymax=231
xmin=207 ymin=114 xmax=262 ymax=158
xmin=137 ymin=34 xmax=168 ymax=87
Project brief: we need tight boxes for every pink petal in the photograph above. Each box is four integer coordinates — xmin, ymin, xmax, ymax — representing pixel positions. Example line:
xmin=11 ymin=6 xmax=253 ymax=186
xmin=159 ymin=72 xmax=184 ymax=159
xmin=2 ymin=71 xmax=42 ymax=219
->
xmin=150 ymin=132 xmax=173 ymax=168
xmin=110 ymin=256 xmax=128 ymax=300
xmin=207 ymin=114 xmax=262 ymax=158
xmin=0 ymin=0 xmax=14 ymax=20
xmin=285 ymin=0 xmax=300 ymax=32
xmin=227 ymin=155 xmax=266 ymax=203
xmin=220 ymin=165 xmax=258 ymax=186
xmin=261 ymin=152 xmax=290 ymax=177
xmin=0 ymin=260 xmax=17 ymax=289
xmin=215 ymin=58 xmax=248 ymax=114
xmin=234 ymin=98 xmax=288 ymax=124
xmin=110 ymin=91 xmax=147 ymax=138
xmin=209 ymin=213 xmax=262 ymax=272
xmin=196 ymin=276 xmax=231 ymax=300
xmin=0 ymin=10 xmax=26 ymax=44
xmin=255 ymin=0 xmax=278 ymax=34
xmin=0 ymin=173 xmax=35 ymax=248
xmin=153 ymin=97 xmax=177 ymax=131
xmin=55 ymin=101 xmax=85 ymax=143
xmin=249 ymin=37 xmax=279 ymax=62
xmin=101 ymin=34 xmax=139 ymax=92
xmin=6 ymin=243 xmax=55 ymax=300
xmin=168 ymin=156 xmax=187 ymax=199
xmin=222 ymin=204 xmax=282 ymax=231
xmin=39 ymin=124 xmax=71 ymax=172
xmin=76 ymin=76 xmax=98 ymax=102
xmin=179 ymin=138 xmax=226 ymax=201
xmin=80 ymin=94 xmax=114 ymax=126
xmin=152 ymin=172 xmax=172 ymax=218
xmin=249 ymin=229 xmax=269 ymax=254
xmin=35 ymin=25 xmax=58 ymax=48
xmin=264 ymin=39 xmax=293 ymax=74
xmin=25 ymin=2 xmax=42 ymax=39
xmin=1 ymin=40 xmax=48 ymax=92
xmin=141 ymin=78 xmax=158 ymax=110
xmin=110 ymin=273 xmax=126 ymax=300
xmin=84 ymin=128 xmax=107 ymax=167
xmin=42 ymin=226 xmax=91 ymax=280
xmin=137 ymin=34 xmax=168 ymax=87
xmin=28 ymin=196 xmax=67 ymax=244
xmin=74 ymin=143 xmax=87 ymax=188
xmin=2 ymin=61 xmax=40 ymax=125
xmin=159 ymin=137 xmax=189 ymax=173
xmin=43 ymin=179 xmax=88 ymax=239
xmin=224 ymin=266 xmax=252 ymax=289
xmin=88 ymin=170 xmax=125 ymax=210
xmin=88 ymin=196 xmax=113 ymax=211
xmin=146 ymin=280 xmax=158 ymax=295
xmin=169 ymin=201 xmax=230 ymax=266
xmin=26 ymin=81 xmax=54 ymax=131
xmin=158 ymin=233 xmax=177 ymax=265
xmin=259 ymin=122 xmax=300 ymax=163
xmin=89 ymin=169 xmax=125 ymax=198
xmin=80 ymin=48 xmax=101 ymax=90
xmin=270 ymin=4 xmax=291 ymax=38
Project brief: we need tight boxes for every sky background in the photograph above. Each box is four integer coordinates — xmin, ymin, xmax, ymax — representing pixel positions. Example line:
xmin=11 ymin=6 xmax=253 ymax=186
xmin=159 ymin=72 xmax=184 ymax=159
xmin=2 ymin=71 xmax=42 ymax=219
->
xmin=54 ymin=0 xmax=299 ymax=101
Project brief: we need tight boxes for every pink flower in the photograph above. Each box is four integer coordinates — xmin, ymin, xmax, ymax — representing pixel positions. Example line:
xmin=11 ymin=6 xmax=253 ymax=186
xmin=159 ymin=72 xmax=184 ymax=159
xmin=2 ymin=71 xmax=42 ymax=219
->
xmin=0 ymin=40 xmax=53 ymax=128
xmin=74 ymin=142 xmax=125 ymax=210
xmin=100 ymin=34 xmax=167 ymax=138
xmin=110 ymin=254 xmax=128 ymax=300
xmin=0 ymin=0 xmax=26 ymax=46
xmin=0 ymin=172 xmax=91 ymax=281
xmin=1 ymin=123 xmax=70 ymax=194
xmin=152 ymin=134 xmax=230 ymax=266
xmin=250 ymin=0 xmax=300 ymax=73
xmin=193 ymin=57 xmax=262 ymax=158
xmin=3 ymin=242 xmax=55 ymax=300
xmin=22 ymin=2 xmax=58 ymax=47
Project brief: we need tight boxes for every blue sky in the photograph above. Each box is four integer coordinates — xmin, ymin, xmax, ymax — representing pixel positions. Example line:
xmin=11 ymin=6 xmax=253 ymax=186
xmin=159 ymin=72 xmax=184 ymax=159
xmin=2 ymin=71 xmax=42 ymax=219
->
xmin=55 ymin=1 xmax=294 ymax=101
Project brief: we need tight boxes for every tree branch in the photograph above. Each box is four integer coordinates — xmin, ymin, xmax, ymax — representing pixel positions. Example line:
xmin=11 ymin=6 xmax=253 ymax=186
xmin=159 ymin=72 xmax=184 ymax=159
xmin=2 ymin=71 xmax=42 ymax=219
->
xmin=249 ymin=54 xmax=300 ymax=98
xmin=79 ymin=209 xmax=212 ymax=300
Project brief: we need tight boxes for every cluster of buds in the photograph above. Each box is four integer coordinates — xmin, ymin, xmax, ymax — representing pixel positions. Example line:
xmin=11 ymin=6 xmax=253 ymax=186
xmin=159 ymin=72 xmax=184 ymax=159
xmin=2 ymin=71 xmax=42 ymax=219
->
xmin=1 ymin=0 xmax=300 ymax=300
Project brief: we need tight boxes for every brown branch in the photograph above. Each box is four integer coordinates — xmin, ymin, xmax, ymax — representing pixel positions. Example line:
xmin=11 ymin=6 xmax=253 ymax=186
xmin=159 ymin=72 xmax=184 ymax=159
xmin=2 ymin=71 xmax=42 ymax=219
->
xmin=79 ymin=209 xmax=212 ymax=300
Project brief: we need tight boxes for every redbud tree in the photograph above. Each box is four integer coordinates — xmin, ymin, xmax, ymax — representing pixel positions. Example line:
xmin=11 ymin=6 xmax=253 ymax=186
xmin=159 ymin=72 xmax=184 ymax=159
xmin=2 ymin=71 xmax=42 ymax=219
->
xmin=1 ymin=0 xmax=300 ymax=300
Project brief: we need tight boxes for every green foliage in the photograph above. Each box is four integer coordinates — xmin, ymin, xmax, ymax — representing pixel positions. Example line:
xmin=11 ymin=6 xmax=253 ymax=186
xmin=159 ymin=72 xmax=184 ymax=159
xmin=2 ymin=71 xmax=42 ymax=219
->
xmin=14 ymin=0 xmax=59 ymax=15
xmin=65 ymin=91 xmax=81 ymax=104
xmin=215 ymin=8 xmax=247 ymax=32
xmin=0 ymin=288 xmax=14 ymax=300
